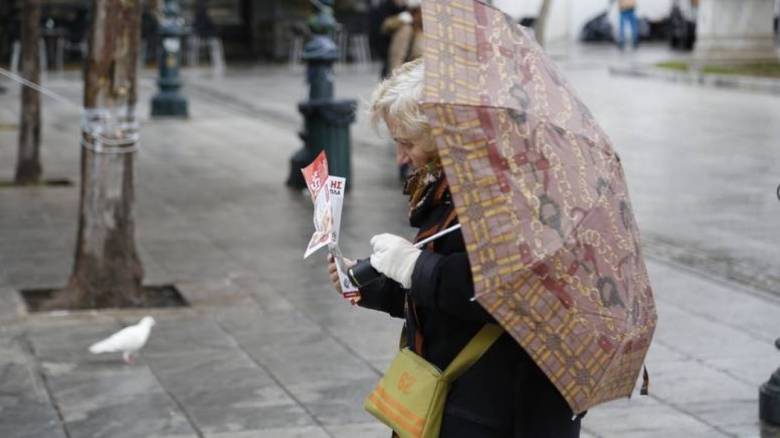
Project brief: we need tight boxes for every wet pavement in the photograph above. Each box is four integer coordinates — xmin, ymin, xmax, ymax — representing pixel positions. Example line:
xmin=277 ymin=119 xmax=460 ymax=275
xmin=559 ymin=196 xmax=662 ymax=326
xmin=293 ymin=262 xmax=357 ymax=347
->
xmin=1 ymin=42 xmax=780 ymax=437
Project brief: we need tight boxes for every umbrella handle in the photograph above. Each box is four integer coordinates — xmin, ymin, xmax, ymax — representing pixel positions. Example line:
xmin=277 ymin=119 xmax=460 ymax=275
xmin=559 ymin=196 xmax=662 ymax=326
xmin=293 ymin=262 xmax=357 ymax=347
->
xmin=414 ymin=224 xmax=461 ymax=249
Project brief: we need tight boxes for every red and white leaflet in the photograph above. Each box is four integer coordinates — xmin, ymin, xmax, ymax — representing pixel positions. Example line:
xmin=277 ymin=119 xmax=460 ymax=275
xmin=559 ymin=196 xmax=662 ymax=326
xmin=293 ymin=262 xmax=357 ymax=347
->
xmin=326 ymin=177 xmax=360 ymax=301
xmin=301 ymin=152 xmax=360 ymax=302
xmin=302 ymin=150 xmax=328 ymax=199
xmin=302 ymin=152 xmax=335 ymax=259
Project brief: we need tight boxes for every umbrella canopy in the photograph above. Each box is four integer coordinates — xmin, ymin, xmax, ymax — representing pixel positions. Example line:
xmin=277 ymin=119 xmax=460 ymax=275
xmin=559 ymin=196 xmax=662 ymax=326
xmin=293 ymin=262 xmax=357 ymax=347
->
xmin=420 ymin=0 xmax=657 ymax=414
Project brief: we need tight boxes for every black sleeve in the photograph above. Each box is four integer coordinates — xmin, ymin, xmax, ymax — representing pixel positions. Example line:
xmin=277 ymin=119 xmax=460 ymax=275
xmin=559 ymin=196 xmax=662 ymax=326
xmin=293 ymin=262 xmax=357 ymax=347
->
xmin=357 ymin=275 xmax=406 ymax=319
xmin=409 ymin=250 xmax=497 ymax=323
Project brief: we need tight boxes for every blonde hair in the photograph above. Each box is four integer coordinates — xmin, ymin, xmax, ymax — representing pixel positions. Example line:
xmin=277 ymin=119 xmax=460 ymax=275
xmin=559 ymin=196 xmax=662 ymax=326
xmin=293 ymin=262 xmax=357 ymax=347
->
xmin=369 ymin=58 xmax=435 ymax=152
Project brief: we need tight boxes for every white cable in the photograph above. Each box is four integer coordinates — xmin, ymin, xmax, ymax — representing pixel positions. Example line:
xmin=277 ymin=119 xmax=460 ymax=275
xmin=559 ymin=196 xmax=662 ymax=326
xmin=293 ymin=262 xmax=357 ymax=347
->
xmin=0 ymin=66 xmax=81 ymax=109
xmin=0 ymin=67 xmax=142 ymax=155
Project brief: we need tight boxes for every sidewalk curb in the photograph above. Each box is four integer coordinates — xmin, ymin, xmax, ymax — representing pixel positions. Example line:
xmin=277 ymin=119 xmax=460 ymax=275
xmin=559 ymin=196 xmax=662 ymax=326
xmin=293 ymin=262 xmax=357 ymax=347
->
xmin=609 ymin=64 xmax=780 ymax=95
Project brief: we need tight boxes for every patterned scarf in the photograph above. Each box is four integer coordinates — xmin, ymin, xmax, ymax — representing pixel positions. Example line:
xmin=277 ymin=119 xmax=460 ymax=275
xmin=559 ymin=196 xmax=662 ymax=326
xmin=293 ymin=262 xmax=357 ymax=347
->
xmin=404 ymin=160 xmax=448 ymax=227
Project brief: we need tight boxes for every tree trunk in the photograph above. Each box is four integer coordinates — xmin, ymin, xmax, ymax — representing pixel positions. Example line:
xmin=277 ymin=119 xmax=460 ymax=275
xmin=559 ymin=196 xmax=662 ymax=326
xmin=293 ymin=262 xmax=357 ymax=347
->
xmin=15 ymin=0 xmax=42 ymax=185
xmin=535 ymin=0 xmax=553 ymax=48
xmin=47 ymin=0 xmax=145 ymax=309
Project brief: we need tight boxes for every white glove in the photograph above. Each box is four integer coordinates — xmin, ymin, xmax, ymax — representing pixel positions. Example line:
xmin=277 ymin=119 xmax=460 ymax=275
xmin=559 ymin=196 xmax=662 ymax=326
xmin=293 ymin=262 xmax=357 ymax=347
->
xmin=398 ymin=11 xmax=413 ymax=24
xmin=370 ymin=233 xmax=421 ymax=289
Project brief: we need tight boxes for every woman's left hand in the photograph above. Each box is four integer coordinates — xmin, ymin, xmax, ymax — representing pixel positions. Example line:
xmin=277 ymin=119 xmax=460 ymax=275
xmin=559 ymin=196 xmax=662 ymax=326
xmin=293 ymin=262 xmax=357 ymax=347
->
xmin=370 ymin=234 xmax=421 ymax=289
xmin=327 ymin=253 xmax=355 ymax=296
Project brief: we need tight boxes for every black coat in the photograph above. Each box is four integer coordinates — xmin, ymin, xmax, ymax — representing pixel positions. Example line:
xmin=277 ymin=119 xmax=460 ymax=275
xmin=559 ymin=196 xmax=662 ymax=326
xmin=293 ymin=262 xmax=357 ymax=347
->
xmin=359 ymin=185 xmax=581 ymax=437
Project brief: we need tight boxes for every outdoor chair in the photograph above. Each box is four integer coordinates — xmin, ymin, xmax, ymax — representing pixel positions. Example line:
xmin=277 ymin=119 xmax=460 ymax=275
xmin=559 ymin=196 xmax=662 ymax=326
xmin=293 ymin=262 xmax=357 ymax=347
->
xmin=334 ymin=28 xmax=348 ymax=64
xmin=9 ymin=39 xmax=48 ymax=75
xmin=289 ymin=35 xmax=305 ymax=66
xmin=187 ymin=34 xmax=225 ymax=76
xmin=349 ymin=33 xmax=372 ymax=64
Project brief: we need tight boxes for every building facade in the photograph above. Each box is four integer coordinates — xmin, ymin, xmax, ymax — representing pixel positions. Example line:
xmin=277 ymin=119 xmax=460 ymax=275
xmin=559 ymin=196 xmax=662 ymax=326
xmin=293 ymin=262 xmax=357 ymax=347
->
xmin=0 ymin=0 xmax=371 ymax=63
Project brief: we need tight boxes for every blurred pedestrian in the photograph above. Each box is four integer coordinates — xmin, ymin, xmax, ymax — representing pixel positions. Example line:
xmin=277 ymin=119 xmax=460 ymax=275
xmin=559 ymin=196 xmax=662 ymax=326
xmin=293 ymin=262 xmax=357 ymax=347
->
xmin=369 ymin=0 xmax=406 ymax=79
xmin=385 ymin=0 xmax=423 ymax=76
xmin=326 ymin=59 xmax=583 ymax=437
xmin=617 ymin=0 xmax=639 ymax=49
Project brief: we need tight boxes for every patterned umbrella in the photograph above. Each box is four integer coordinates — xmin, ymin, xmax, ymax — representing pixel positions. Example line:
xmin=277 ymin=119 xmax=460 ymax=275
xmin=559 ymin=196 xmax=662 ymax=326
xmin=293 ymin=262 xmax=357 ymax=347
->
xmin=420 ymin=0 xmax=657 ymax=414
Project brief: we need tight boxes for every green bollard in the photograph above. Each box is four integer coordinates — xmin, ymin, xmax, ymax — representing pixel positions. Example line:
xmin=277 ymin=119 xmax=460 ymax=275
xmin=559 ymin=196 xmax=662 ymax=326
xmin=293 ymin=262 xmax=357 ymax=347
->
xmin=287 ymin=0 xmax=356 ymax=191
xmin=151 ymin=0 xmax=189 ymax=118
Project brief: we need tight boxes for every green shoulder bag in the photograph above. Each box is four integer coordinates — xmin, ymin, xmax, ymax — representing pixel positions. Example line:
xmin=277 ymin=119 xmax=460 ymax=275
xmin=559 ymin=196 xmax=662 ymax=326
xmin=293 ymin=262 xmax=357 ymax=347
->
xmin=364 ymin=324 xmax=503 ymax=438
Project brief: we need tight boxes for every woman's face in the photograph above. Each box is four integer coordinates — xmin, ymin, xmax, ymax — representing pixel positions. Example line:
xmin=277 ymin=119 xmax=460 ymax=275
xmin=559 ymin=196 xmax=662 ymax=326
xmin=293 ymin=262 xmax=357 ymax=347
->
xmin=385 ymin=116 xmax=437 ymax=170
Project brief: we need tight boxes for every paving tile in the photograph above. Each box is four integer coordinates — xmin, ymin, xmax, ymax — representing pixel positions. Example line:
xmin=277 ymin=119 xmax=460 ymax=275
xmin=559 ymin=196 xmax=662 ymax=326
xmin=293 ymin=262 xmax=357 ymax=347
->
xmin=206 ymin=425 xmax=329 ymax=438
xmin=147 ymin=348 xmax=316 ymax=433
xmin=173 ymin=278 xmax=255 ymax=308
xmin=0 ymin=395 xmax=66 ymax=438
xmin=235 ymin=330 xmax=377 ymax=386
xmin=0 ymin=338 xmax=29 ymax=366
xmin=647 ymin=261 xmax=780 ymax=342
xmin=28 ymin=320 xmax=125 ymax=363
xmin=4 ymin=267 xmax=70 ymax=290
xmin=210 ymin=307 xmax=321 ymax=338
xmin=324 ymin=422 xmax=390 ymax=438
xmin=705 ymin=355 xmax=780 ymax=388
xmin=579 ymin=430 xmax=600 ymax=438
xmin=366 ymin=355 xmax=396 ymax=374
xmin=61 ymin=392 xmax=197 ymax=438
xmin=644 ymin=340 xmax=689 ymax=366
xmin=286 ymin=377 xmax=379 ymax=425
xmin=238 ymin=285 xmax=297 ymax=313
xmin=142 ymin=318 xmax=239 ymax=356
xmin=186 ymin=402 xmax=314 ymax=435
xmin=148 ymin=350 xmax=277 ymax=403
xmin=44 ymin=364 xmax=166 ymax=416
xmin=0 ymin=286 xmax=24 ymax=322
xmin=39 ymin=361 xmax=197 ymax=438
xmin=653 ymin=303 xmax=772 ymax=362
xmin=646 ymin=359 xmax=757 ymax=406
xmin=583 ymin=396 xmax=724 ymax=437
xmin=0 ymin=361 xmax=50 ymax=400
xmin=686 ymin=400 xmax=763 ymax=437
xmin=314 ymin=310 xmax=404 ymax=367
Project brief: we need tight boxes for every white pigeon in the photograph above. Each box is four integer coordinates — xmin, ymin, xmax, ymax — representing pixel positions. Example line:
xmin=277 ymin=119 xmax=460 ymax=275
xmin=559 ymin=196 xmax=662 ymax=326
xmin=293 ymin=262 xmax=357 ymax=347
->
xmin=88 ymin=316 xmax=156 ymax=364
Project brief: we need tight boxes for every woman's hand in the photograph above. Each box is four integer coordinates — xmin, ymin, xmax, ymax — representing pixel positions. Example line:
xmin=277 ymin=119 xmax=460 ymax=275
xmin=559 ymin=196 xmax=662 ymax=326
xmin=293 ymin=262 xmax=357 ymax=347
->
xmin=327 ymin=253 xmax=355 ymax=296
xmin=370 ymin=234 xmax=421 ymax=289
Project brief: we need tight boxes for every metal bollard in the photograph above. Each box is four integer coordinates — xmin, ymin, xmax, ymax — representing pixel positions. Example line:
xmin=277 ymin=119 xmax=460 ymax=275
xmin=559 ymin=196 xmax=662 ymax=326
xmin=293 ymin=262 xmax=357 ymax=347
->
xmin=759 ymin=338 xmax=780 ymax=426
xmin=151 ymin=0 xmax=189 ymax=118
xmin=287 ymin=0 xmax=356 ymax=191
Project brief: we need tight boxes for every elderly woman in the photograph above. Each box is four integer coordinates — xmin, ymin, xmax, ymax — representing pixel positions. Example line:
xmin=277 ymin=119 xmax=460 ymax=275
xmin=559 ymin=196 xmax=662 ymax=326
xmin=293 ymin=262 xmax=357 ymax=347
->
xmin=327 ymin=59 xmax=582 ymax=437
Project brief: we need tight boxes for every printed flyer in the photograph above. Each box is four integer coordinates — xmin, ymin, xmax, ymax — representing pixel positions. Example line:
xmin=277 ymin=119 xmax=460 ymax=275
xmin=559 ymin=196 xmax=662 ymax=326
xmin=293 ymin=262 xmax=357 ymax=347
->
xmin=301 ymin=152 xmax=360 ymax=302
xmin=301 ymin=152 xmax=335 ymax=259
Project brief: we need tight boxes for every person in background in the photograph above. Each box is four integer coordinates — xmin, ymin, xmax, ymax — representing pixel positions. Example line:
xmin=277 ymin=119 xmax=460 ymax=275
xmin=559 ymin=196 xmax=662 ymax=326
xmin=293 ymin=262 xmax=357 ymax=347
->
xmin=369 ymin=0 xmax=406 ymax=79
xmin=385 ymin=0 xmax=423 ymax=76
xmin=617 ymin=0 xmax=639 ymax=50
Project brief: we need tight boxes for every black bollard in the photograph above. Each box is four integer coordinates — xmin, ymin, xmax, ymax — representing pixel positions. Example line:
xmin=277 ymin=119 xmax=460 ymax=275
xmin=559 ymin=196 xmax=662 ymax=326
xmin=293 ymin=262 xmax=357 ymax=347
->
xmin=759 ymin=338 xmax=780 ymax=426
xmin=151 ymin=0 xmax=189 ymax=118
xmin=287 ymin=0 xmax=357 ymax=191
